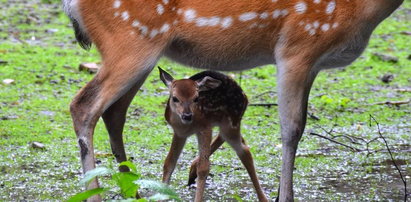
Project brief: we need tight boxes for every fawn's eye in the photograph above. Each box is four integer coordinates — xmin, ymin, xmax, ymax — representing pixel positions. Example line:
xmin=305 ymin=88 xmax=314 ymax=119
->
xmin=172 ymin=97 xmax=179 ymax=103
xmin=193 ymin=97 xmax=199 ymax=103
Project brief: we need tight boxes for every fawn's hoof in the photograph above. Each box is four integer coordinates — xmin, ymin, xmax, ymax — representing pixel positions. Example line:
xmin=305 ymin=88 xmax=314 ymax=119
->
xmin=187 ymin=167 xmax=197 ymax=186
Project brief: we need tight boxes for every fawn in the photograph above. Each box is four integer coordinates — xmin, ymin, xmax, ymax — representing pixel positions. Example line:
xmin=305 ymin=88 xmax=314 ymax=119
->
xmin=63 ymin=0 xmax=403 ymax=201
xmin=158 ymin=67 xmax=268 ymax=202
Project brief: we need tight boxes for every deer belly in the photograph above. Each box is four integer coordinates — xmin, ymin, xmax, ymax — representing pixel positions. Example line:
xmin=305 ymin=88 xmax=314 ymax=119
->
xmin=164 ymin=37 xmax=274 ymax=71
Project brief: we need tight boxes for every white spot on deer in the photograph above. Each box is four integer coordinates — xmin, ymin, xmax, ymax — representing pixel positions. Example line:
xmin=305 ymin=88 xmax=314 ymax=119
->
xmin=177 ymin=9 xmax=182 ymax=14
xmin=295 ymin=2 xmax=307 ymax=14
xmin=114 ymin=12 xmax=119 ymax=17
xmin=162 ymin=0 xmax=169 ymax=5
xmin=113 ymin=0 xmax=121 ymax=9
xmin=132 ymin=20 xmax=140 ymax=27
xmin=239 ymin=12 xmax=257 ymax=22
xmin=304 ymin=23 xmax=312 ymax=31
xmin=309 ymin=29 xmax=316 ymax=35
xmin=184 ymin=9 xmax=197 ymax=22
xmin=248 ymin=22 xmax=258 ymax=29
xmin=313 ymin=21 xmax=319 ymax=28
xmin=220 ymin=17 xmax=233 ymax=29
xmin=173 ymin=20 xmax=179 ymax=25
xmin=121 ymin=11 xmax=129 ymax=21
xmin=258 ymin=23 xmax=268 ymax=28
xmin=332 ymin=22 xmax=339 ymax=28
xmin=196 ymin=16 xmax=221 ymax=27
xmin=272 ymin=0 xmax=278 ymax=2
xmin=321 ymin=23 xmax=330 ymax=31
xmin=130 ymin=31 xmax=135 ymax=35
xmin=140 ymin=26 xmax=148 ymax=36
xmin=299 ymin=21 xmax=305 ymax=26
xmin=157 ymin=4 xmax=165 ymax=15
xmin=326 ymin=1 xmax=336 ymax=14
xmin=150 ymin=29 xmax=159 ymax=38
xmin=313 ymin=0 xmax=321 ymax=3
xmin=273 ymin=9 xmax=281 ymax=18
xmin=160 ymin=23 xmax=170 ymax=33
xmin=281 ymin=9 xmax=289 ymax=16
xmin=260 ymin=12 xmax=269 ymax=19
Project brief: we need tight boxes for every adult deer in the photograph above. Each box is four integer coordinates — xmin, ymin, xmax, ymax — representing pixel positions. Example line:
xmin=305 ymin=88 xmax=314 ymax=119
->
xmin=159 ymin=68 xmax=268 ymax=201
xmin=63 ymin=0 xmax=403 ymax=201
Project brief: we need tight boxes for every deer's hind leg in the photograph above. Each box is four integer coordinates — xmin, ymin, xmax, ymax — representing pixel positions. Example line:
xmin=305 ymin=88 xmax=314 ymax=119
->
xmin=101 ymin=82 xmax=143 ymax=172
xmin=275 ymin=29 xmax=326 ymax=201
xmin=221 ymin=125 xmax=268 ymax=202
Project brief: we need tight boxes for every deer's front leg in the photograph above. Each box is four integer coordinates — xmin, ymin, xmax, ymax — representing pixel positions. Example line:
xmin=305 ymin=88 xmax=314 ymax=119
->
xmin=70 ymin=38 xmax=164 ymax=201
xmin=194 ymin=129 xmax=212 ymax=202
xmin=162 ymin=134 xmax=187 ymax=184
xmin=188 ymin=134 xmax=224 ymax=186
xmin=276 ymin=56 xmax=318 ymax=202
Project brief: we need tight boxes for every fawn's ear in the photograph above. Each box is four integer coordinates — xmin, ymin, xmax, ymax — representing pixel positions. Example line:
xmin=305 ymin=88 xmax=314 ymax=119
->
xmin=158 ymin=66 xmax=174 ymax=87
xmin=196 ymin=76 xmax=222 ymax=92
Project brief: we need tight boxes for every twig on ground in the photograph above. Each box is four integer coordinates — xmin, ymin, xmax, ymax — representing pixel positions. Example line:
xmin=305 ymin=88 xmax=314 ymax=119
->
xmin=254 ymin=90 xmax=277 ymax=98
xmin=369 ymin=115 xmax=408 ymax=202
xmin=309 ymin=132 xmax=362 ymax=152
xmin=249 ymin=103 xmax=278 ymax=107
xmin=370 ymin=99 xmax=411 ymax=106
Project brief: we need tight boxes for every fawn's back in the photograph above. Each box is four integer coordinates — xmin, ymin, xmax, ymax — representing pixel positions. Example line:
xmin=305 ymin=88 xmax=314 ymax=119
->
xmin=190 ymin=71 xmax=248 ymax=127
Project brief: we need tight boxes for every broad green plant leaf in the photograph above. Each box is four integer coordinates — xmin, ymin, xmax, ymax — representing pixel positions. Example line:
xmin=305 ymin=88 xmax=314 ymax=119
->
xmin=67 ymin=188 xmax=107 ymax=202
xmin=112 ymin=172 xmax=141 ymax=198
xmin=134 ymin=180 xmax=181 ymax=201
xmin=119 ymin=161 xmax=137 ymax=173
xmin=80 ymin=167 xmax=113 ymax=186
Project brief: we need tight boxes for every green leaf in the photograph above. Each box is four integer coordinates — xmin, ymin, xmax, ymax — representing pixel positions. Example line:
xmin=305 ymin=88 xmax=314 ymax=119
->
xmin=232 ymin=194 xmax=243 ymax=202
xmin=119 ymin=161 xmax=137 ymax=173
xmin=80 ymin=167 xmax=113 ymax=186
xmin=134 ymin=180 xmax=181 ymax=201
xmin=112 ymin=172 xmax=141 ymax=198
xmin=67 ymin=188 xmax=107 ymax=202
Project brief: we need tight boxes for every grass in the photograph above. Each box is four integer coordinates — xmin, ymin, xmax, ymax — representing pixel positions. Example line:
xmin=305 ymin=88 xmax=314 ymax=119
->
xmin=0 ymin=0 xmax=410 ymax=201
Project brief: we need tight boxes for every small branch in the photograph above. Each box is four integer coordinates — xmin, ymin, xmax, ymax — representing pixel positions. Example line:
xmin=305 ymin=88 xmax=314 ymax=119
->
xmin=249 ymin=103 xmax=278 ymax=107
xmin=369 ymin=115 xmax=408 ymax=202
xmin=309 ymin=132 xmax=362 ymax=152
xmin=370 ymin=99 xmax=411 ymax=106
xmin=254 ymin=90 xmax=277 ymax=98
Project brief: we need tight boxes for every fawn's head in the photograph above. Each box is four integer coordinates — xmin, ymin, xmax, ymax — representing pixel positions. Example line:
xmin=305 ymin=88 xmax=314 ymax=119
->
xmin=159 ymin=67 xmax=221 ymax=124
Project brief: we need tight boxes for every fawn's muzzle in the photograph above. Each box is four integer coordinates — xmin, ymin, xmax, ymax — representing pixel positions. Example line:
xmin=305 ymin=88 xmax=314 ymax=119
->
xmin=181 ymin=113 xmax=193 ymax=122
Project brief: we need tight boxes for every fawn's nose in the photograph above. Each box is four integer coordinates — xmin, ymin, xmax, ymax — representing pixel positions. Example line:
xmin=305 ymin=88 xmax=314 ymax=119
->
xmin=181 ymin=113 xmax=192 ymax=122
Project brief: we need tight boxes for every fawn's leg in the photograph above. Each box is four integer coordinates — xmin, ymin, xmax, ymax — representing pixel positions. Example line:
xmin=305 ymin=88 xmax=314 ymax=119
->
xmin=275 ymin=52 xmax=318 ymax=201
xmin=222 ymin=125 xmax=268 ymax=202
xmin=194 ymin=129 xmax=212 ymax=202
xmin=162 ymin=134 xmax=187 ymax=184
xmin=188 ymin=135 xmax=224 ymax=185
xmin=70 ymin=38 xmax=164 ymax=201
